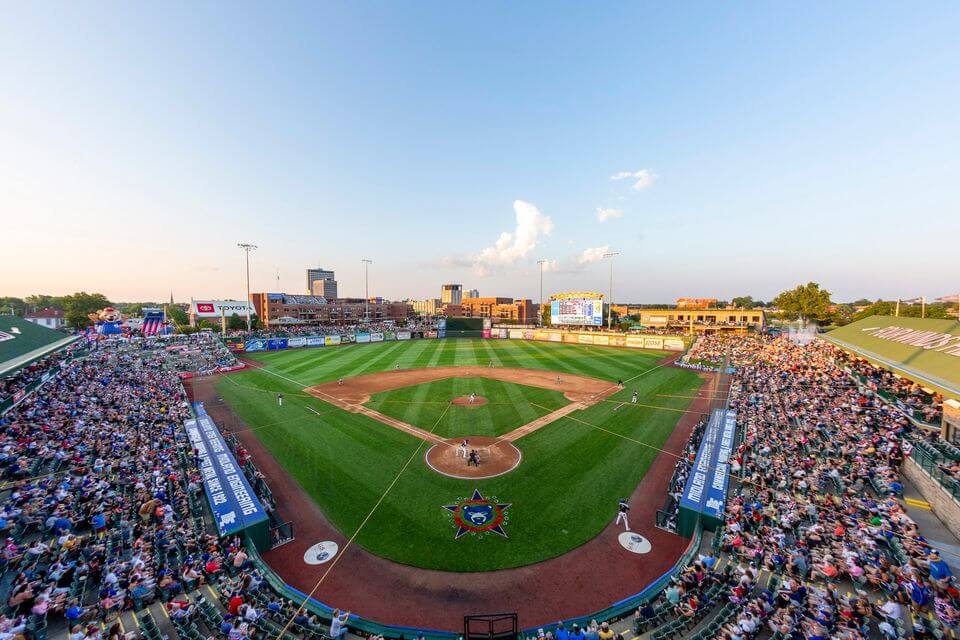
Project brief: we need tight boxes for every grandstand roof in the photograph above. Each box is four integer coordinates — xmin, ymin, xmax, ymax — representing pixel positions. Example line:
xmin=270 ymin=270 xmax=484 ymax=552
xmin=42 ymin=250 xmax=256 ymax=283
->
xmin=825 ymin=315 xmax=960 ymax=401
xmin=0 ymin=316 xmax=80 ymax=376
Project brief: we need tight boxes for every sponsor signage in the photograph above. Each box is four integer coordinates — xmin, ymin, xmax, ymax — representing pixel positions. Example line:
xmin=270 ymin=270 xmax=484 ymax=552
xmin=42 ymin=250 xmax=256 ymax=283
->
xmin=306 ymin=336 xmax=324 ymax=347
xmin=267 ymin=338 xmax=287 ymax=350
xmin=664 ymin=337 xmax=685 ymax=351
xmin=679 ymin=410 xmax=738 ymax=524
xmin=509 ymin=329 xmax=524 ymax=340
xmin=625 ymin=336 xmax=645 ymax=349
xmin=383 ymin=331 xmax=395 ymax=341
xmin=482 ymin=329 xmax=491 ymax=339
xmin=356 ymin=332 xmax=371 ymax=343
xmin=191 ymin=300 xmax=257 ymax=318
xmin=287 ymin=337 xmax=306 ymax=348
xmin=594 ymin=335 xmax=609 ymax=346
xmin=861 ymin=325 xmax=960 ymax=356
xmin=244 ymin=338 xmax=267 ymax=352
xmin=185 ymin=404 xmax=268 ymax=537
xmin=397 ymin=331 xmax=411 ymax=341
xmin=644 ymin=337 xmax=664 ymax=350
xmin=225 ymin=338 xmax=246 ymax=351
xmin=551 ymin=297 xmax=603 ymax=327
xmin=371 ymin=332 xmax=384 ymax=342
xmin=325 ymin=335 xmax=341 ymax=346
xmin=438 ymin=318 xmax=447 ymax=339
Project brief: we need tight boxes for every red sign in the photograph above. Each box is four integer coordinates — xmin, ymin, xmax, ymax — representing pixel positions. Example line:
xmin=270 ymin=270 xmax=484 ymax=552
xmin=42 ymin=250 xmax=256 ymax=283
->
xmin=196 ymin=303 xmax=215 ymax=313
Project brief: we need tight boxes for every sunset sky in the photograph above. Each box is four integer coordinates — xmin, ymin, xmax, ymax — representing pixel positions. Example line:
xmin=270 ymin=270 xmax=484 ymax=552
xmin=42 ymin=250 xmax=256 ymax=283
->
xmin=2 ymin=3 xmax=958 ymax=303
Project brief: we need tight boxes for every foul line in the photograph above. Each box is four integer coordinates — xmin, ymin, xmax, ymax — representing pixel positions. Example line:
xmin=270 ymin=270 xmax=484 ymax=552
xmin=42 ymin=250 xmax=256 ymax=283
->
xmin=273 ymin=401 xmax=452 ymax=640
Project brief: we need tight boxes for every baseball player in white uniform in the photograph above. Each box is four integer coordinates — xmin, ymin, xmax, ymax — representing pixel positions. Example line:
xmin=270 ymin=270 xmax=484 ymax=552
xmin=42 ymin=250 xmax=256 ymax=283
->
xmin=615 ymin=499 xmax=631 ymax=531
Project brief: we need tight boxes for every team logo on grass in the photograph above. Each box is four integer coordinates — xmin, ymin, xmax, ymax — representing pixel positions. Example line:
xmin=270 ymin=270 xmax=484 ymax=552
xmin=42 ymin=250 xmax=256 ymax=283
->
xmin=443 ymin=489 xmax=511 ymax=539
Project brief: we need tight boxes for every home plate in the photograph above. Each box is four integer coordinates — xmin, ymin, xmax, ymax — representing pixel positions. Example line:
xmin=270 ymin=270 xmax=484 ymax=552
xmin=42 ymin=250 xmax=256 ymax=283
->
xmin=304 ymin=541 xmax=339 ymax=565
xmin=618 ymin=532 xmax=651 ymax=554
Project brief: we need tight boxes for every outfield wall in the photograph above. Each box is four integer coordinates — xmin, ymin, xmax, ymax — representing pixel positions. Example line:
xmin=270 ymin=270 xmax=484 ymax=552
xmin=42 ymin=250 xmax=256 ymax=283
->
xmin=223 ymin=329 xmax=687 ymax=353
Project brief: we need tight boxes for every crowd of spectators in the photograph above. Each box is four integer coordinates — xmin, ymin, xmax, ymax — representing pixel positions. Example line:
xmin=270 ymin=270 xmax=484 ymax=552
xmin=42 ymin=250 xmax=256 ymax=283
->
xmin=834 ymin=350 xmax=944 ymax=426
xmin=673 ymin=333 xmax=960 ymax=639
xmin=0 ymin=347 xmax=80 ymax=404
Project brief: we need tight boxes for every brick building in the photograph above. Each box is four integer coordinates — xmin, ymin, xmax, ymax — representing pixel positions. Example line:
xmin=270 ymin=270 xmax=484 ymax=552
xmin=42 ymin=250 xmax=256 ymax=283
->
xmin=250 ymin=293 xmax=413 ymax=326
xmin=442 ymin=297 xmax=536 ymax=323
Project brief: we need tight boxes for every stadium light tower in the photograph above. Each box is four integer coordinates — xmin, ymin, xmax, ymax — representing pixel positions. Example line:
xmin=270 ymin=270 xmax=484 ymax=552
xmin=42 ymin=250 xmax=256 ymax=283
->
xmin=537 ymin=259 xmax=547 ymax=326
xmin=362 ymin=259 xmax=372 ymax=322
xmin=603 ymin=251 xmax=620 ymax=330
xmin=237 ymin=243 xmax=258 ymax=332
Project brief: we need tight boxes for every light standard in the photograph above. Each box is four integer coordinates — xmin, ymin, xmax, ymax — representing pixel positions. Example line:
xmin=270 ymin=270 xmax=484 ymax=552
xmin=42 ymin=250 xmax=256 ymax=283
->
xmin=237 ymin=243 xmax=258 ymax=332
xmin=602 ymin=251 xmax=620 ymax=330
xmin=536 ymin=259 xmax=546 ymax=326
xmin=362 ymin=259 xmax=372 ymax=322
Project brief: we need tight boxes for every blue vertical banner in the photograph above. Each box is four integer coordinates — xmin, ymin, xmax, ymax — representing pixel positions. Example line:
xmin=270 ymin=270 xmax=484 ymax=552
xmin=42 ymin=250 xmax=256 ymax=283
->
xmin=677 ymin=409 xmax=738 ymax=534
xmin=184 ymin=403 xmax=269 ymax=537
xmin=437 ymin=317 xmax=447 ymax=339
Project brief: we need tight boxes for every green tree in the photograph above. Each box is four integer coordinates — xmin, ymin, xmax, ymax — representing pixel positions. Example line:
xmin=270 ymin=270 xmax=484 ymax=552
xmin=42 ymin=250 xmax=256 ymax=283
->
xmin=0 ymin=297 xmax=26 ymax=316
xmin=772 ymin=282 xmax=833 ymax=323
xmin=24 ymin=295 xmax=66 ymax=312
xmin=540 ymin=303 xmax=551 ymax=326
xmin=62 ymin=292 xmax=112 ymax=329
xmin=227 ymin=314 xmax=247 ymax=331
xmin=731 ymin=296 xmax=755 ymax=310
xmin=166 ymin=305 xmax=189 ymax=329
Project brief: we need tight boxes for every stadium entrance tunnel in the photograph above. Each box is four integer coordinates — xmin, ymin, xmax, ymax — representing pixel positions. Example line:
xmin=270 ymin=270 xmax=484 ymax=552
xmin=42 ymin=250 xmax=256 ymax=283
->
xmin=425 ymin=436 xmax=522 ymax=479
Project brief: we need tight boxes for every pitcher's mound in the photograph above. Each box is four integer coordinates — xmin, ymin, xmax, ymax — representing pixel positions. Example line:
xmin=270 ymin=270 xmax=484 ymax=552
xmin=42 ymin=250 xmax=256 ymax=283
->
xmin=451 ymin=395 xmax=488 ymax=407
xmin=425 ymin=436 xmax=521 ymax=479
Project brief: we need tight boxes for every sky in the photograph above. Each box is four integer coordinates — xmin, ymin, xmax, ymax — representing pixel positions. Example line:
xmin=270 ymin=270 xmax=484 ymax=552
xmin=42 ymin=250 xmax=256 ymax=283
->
xmin=1 ymin=2 xmax=958 ymax=304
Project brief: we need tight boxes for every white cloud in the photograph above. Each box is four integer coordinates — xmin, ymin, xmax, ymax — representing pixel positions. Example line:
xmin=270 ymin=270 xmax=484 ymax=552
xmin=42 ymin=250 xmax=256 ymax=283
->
xmin=610 ymin=168 xmax=657 ymax=191
xmin=596 ymin=207 xmax=624 ymax=222
xmin=577 ymin=245 xmax=610 ymax=265
xmin=540 ymin=259 xmax=560 ymax=273
xmin=468 ymin=200 xmax=554 ymax=276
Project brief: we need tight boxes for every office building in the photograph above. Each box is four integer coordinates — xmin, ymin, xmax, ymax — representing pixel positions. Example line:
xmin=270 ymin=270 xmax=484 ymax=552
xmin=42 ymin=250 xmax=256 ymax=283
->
xmin=306 ymin=268 xmax=337 ymax=298
xmin=441 ymin=284 xmax=462 ymax=305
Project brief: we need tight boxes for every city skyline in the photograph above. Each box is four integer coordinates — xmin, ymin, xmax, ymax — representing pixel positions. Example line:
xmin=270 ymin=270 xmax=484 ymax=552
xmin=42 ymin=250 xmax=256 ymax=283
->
xmin=2 ymin=3 xmax=959 ymax=302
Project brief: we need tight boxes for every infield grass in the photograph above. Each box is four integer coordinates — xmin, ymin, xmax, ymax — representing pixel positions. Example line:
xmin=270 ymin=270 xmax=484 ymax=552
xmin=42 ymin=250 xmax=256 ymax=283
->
xmin=366 ymin=377 xmax=570 ymax=438
xmin=214 ymin=338 xmax=703 ymax=570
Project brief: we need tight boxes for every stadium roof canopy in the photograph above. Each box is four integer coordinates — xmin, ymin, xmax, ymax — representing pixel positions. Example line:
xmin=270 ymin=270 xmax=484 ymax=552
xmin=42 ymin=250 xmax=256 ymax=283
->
xmin=0 ymin=316 xmax=80 ymax=377
xmin=825 ymin=315 xmax=960 ymax=401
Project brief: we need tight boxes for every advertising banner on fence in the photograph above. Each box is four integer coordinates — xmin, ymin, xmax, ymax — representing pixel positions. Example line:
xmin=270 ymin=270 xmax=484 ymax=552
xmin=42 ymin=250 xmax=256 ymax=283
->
xmin=509 ymin=329 xmax=524 ymax=340
xmin=664 ymin=337 xmax=685 ymax=351
xmin=524 ymin=330 xmax=535 ymax=340
xmin=644 ymin=337 xmax=664 ymax=350
xmin=306 ymin=336 xmax=324 ymax=347
xmin=185 ymin=404 xmax=268 ymax=537
xmin=384 ymin=331 xmax=396 ymax=341
xmin=677 ymin=409 xmax=738 ymax=535
xmin=325 ymin=335 xmax=341 ymax=346
xmin=577 ymin=333 xmax=594 ymax=344
xmin=482 ymin=329 xmax=491 ymax=339
xmin=371 ymin=332 xmax=384 ymax=342
xmin=225 ymin=338 xmax=246 ymax=351
xmin=267 ymin=338 xmax=288 ymax=350
xmin=244 ymin=338 xmax=267 ymax=352
xmin=609 ymin=335 xmax=626 ymax=347
xmin=437 ymin=318 xmax=447 ymax=339
xmin=287 ymin=337 xmax=306 ymax=348
xmin=397 ymin=331 xmax=411 ymax=341
xmin=594 ymin=335 xmax=609 ymax=346
xmin=343 ymin=334 xmax=356 ymax=344
xmin=625 ymin=336 xmax=645 ymax=349
xmin=356 ymin=332 xmax=371 ymax=343
xmin=498 ymin=328 xmax=508 ymax=339
xmin=426 ymin=331 xmax=438 ymax=338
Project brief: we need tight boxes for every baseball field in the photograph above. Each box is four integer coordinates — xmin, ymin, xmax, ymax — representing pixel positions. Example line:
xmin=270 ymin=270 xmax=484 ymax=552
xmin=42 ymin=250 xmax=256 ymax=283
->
xmin=214 ymin=338 xmax=703 ymax=571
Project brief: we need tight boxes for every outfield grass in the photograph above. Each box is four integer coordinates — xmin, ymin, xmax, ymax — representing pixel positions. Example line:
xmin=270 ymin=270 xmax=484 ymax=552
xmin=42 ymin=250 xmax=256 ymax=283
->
xmin=366 ymin=377 xmax=570 ymax=438
xmin=215 ymin=338 xmax=702 ymax=571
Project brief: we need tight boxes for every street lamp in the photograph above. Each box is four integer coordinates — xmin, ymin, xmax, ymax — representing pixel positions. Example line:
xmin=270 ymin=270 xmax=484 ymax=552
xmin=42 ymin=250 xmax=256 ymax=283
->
xmin=536 ymin=259 xmax=546 ymax=326
xmin=237 ymin=243 xmax=258 ymax=332
xmin=362 ymin=259 xmax=372 ymax=322
xmin=602 ymin=251 xmax=620 ymax=330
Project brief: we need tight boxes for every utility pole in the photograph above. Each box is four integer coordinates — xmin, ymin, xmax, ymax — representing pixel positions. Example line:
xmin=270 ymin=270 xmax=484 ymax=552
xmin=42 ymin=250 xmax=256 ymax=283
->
xmin=362 ymin=259 xmax=372 ymax=322
xmin=237 ymin=243 xmax=257 ymax=331
xmin=537 ymin=259 xmax=546 ymax=326
xmin=603 ymin=251 xmax=620 ymax=330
